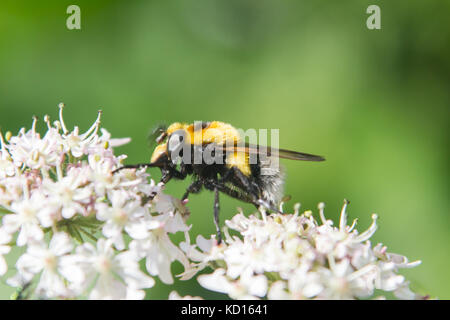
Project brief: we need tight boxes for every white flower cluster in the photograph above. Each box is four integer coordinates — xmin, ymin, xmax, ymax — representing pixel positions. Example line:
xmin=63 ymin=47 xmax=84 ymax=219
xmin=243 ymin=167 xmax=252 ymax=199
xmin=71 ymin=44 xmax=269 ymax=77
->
xmin=183 ymin=201 xmax=423 ymax=300
xmin=0 ymin=104 xmax=192 ymax=299
xmin=0 ymin=105 xmax=425 ymax=300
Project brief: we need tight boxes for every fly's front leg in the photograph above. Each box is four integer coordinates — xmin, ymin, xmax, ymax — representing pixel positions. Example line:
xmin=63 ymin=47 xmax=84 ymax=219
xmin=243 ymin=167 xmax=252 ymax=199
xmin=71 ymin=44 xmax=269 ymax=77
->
xmin=160 ymin=168 xmax=173 ymax=184
xmin=112 ymin=163 xmax=153 ymax=174
xmin=160 ymin=165 xmax=186 ymax=184
xmin=138 ymin=168 xmax=171 ymax=204
xmin=151 ymin=165 xmax=188 ymax=202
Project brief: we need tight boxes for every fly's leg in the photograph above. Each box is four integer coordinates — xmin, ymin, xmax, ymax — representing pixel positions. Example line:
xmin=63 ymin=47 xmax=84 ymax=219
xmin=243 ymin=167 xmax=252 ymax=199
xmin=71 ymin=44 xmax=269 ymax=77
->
xmin=112 ymin=163 xmax=153 ymax=174
xmin=227 ymin=167 xmax=282 ymax=213
xmin=182 ymin=180 xmax=203 ymax=200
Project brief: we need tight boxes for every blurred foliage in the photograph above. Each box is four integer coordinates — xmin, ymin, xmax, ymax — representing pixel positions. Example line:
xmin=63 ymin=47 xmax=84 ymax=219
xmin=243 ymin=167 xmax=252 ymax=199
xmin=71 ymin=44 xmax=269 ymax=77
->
xmin=0 ymin=0 xmax=449 ymax=299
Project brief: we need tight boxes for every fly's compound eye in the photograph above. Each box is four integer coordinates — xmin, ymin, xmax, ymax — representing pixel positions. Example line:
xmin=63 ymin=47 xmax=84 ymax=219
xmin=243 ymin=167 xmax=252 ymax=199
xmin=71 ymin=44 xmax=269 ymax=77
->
xmin=167 ymin=130 xmax=186 ymax=164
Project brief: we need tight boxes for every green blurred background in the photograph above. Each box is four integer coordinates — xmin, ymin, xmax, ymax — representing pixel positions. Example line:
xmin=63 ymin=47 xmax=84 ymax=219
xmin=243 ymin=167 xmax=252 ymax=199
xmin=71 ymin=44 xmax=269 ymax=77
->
xmin=0 ymin=0 xmax=449 ymax=299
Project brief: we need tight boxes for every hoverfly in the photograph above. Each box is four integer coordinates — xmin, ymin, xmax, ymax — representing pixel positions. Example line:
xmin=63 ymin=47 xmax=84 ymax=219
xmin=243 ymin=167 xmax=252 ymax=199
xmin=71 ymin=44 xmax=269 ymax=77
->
xmin=114 ymin=121 xmax=324 ymax=243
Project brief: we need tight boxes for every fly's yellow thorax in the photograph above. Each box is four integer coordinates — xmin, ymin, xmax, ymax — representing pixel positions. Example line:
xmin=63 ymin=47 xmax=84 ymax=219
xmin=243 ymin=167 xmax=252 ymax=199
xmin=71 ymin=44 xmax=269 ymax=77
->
xmin=167 ymin=122 xmax=189 ymax=135
xmin=166 ymin=121 xmax=241 ymax=146
xmin=226 ymin=151 xmax=251 ymax=176
xmin=185 ymin=121 xmax=241 ymax=145
xmin=204 ymin=121 xmax=241 ymax=145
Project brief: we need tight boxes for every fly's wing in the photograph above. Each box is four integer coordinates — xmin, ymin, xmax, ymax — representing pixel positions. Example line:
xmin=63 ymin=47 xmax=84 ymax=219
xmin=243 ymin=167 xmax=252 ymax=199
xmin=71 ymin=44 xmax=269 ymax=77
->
xmin=220 ymin=143 xmax=325 ymax=161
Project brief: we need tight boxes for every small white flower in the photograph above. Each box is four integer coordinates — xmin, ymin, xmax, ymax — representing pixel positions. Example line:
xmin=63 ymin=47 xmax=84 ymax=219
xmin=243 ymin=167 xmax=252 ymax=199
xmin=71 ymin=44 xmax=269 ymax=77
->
xmin=181 ymin=234 xmax=222 ymax=263
xmin=42 ymin=167 xmax=92 ymax=221
xmin=288 ymin=269 xmax=323 ymax=299
xmin=0 ymin=155 xmax=15 ymax=178
xmin=198 ymin=268 xmax=261 ymax=300
xmin=59 ymin=105 xmax=102 ymax=158
xmin=3 ymin=191 xmax=45 ymax=246
xmin=97 ymin=128 xmax=131 ymax=150
xmin=268 ymin=281 xmax=290 ymax=300
xmin=130 ymin=225 xmax=190 ymax=284
xmin=66 ymin=239 xmax=154 ymax=300
xmin=14 ymin=232 xmax=74 ymax=298
xmin=0 ymin=133 xmax=15 ymax=178
xmin=96 ymin=190 xmax=148 ymax=250
xmin=88 ymin=155 xmax=121 ymax=197
xmin=152 ymin=193 xmax=190 ymax=219
xmin=179 ymin=234 xmax=224 ymax=280
xmin=0 ymin=228 xmax=12 ymax=276
xmin=7 ymin=118 xmax=65 ymax=170
xmin=125 ymin=193 xmax=193 ymax=284
xmin=168 ymin=291 xmax=203 ymax=300
xmin=197 ymin=268 xmax=234 ymax=295
xmin=238 ymin=269 xmax=268 ymax=298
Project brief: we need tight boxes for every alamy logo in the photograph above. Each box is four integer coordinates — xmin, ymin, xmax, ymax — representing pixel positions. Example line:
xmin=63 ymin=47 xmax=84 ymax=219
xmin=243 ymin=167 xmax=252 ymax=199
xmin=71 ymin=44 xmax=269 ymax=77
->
xmin=366 ymin=5 xmax=381 ymax=30
xmin=66 ymin=5 xmax=81 ymax=30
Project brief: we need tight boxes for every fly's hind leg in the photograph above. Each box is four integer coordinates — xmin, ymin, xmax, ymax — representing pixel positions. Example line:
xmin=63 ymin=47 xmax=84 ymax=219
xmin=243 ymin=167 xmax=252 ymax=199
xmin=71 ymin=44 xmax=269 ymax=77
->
xmin=227 ymin=166 xmax=282 ymax=213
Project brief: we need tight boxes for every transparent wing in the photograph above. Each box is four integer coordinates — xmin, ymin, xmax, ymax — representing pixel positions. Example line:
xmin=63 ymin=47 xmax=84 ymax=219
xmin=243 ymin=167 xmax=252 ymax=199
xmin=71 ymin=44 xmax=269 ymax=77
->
xmin=219 ymin=142 xmax=325 ymax=161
